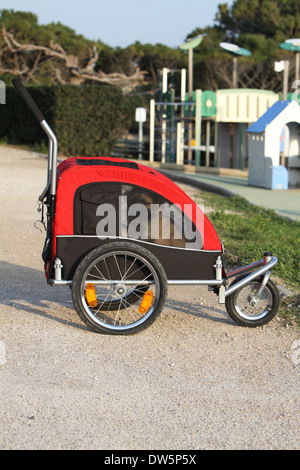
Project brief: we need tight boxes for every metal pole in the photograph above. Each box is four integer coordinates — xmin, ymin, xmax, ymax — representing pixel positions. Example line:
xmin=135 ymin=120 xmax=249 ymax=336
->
xmin=138 ymin=121 xmax=143 ymax=160
xmin=188 ymin=49 xmax=193 ymax=94
xmin=282 ymin=61 xmax=289 ymax=167
xmin=181 ymin=69 xmax=186 ymax=102
xmin=40 ymin=120 xmax=57 ymax=198
xmin=295 ymin=52 xmax=299 ymax=83
xmin=239 ymin=122 xmax=243 ymax=170
xmin=181 ymin=69 xmax=186 ymax=166
xmin=162 ymin=68 xmax=168 ymax=94
xmin=161 ymin=117 xmax=166 ymax=164
xmin=206 ymin=120 xmax=211 ymax=167
xmin=195 ymin=89 xmax=202 ymax=167
xmin=176 ymin=122 xmax=182 ymax=165
xmin=283 ymin=60 xmax=289 ymax=100
xmin=149 ymin=99 xmax=155 ymax=162
xmin=188 ymin=48 xmax=193 ymax=161
xmin=233 ymin=57 xmax=238 ymax=88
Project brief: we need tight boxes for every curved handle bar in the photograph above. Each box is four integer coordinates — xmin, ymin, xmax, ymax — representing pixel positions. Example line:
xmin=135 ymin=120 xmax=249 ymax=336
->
xmin=12 ymin=78 xmax=45 ymax=124
xmin=12 ymin=78 xmax=57 ymax=217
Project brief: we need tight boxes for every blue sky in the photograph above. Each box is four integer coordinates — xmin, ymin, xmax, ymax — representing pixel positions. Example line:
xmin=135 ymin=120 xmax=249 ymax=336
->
xmin=5 ymin=0 xmax=231 ymax=48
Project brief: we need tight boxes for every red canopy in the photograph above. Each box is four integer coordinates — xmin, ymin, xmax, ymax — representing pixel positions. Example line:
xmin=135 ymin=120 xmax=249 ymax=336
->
xmin=52 ymin=157 xmax=221 ymax=259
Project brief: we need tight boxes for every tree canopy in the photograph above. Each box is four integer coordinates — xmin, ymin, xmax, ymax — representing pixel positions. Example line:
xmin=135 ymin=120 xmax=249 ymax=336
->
xmin=216 ymin=0 xmax=299 ymax=39
xmin=188 ymin=0 xmax=299 ymax=90
xmin=0 ymin=2 xmax=299 ymax=94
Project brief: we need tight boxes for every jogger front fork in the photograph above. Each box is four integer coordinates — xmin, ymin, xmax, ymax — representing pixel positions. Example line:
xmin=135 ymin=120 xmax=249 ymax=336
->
xmin=218 ymin=252 xmax=277 ymax=304
xmin=247 ymin=252 xmax=273 ymax=305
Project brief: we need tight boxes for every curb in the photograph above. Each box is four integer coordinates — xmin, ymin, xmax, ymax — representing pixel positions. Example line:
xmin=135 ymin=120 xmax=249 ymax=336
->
xmin=158 ymin=169 xmax=236 ymax=198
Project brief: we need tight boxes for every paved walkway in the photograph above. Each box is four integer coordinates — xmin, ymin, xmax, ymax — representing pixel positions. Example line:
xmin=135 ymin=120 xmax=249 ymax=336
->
xmin=162 ymin=171 xmax=300 ymax=222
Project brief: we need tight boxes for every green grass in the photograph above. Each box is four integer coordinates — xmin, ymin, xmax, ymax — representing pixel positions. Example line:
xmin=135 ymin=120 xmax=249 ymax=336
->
xmin=194 ymin=192 xmax=300 ymax=327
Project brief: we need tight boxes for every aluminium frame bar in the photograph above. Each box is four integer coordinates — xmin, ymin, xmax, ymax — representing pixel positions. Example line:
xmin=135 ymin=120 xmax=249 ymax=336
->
xmin=224 ymin=256 xmax=278 ymax=297
xmin=50 ymin=257 xmax=278 ymax=296
xmin=40 ymin=120 xmax=58 ymax=198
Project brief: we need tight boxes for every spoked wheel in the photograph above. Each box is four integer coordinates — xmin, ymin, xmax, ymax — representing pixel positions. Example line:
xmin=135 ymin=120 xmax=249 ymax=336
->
xmin=72 ymin=242 xmax=167 ymax=334
xmin=225 ymin=274 xmax=280 ymax=327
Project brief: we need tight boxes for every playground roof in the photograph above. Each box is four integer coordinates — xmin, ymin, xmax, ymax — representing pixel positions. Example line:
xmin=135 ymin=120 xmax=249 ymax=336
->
xmin=247 ymin=100 xmax=291 ymax=133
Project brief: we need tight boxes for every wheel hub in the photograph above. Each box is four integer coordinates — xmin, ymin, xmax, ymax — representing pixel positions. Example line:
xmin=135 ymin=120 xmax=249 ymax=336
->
xmin=247 ymin=293 xmax=259 ymax=306
xmin=113 ymin=282 xmax=127 ymax=297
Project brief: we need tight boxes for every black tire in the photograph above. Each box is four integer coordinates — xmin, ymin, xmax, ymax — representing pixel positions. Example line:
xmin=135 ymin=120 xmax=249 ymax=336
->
xmin=72 ymin=242 xmax=168 ymax=335
xmin=225 ymin=274 xmax=280 ymax=327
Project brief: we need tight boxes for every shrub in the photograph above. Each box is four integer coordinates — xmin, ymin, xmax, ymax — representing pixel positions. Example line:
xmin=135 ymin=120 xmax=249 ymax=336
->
xmin=0 ymin=84 xmax=125 ymax=156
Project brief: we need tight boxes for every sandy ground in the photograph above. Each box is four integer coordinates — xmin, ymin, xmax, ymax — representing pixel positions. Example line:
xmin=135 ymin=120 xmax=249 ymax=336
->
xmin=0 ymin=146 xmax=299 ymax=450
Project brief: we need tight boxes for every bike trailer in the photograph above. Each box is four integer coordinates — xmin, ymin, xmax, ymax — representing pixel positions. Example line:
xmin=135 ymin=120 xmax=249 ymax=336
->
xmin=12 ymin=78 xmax=280 ymax=335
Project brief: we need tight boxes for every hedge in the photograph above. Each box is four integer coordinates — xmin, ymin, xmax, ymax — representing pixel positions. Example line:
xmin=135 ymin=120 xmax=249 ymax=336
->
xmin=0 ymin=84 xmax=126 ymax=156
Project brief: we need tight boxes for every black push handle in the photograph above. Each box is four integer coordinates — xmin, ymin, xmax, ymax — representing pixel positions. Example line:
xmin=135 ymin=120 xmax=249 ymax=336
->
xmin=12 ymin=78 xmax=45 ymax=124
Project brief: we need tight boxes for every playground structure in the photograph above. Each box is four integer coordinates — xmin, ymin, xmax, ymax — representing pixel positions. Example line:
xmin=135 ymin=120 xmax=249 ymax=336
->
xmin=147 ymin=67 xmax=300 ymax=187
xmin=149 ymin=68 xmax=279 ymax=169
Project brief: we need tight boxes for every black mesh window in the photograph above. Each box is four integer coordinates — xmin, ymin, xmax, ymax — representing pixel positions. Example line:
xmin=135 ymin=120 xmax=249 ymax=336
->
xmin=73 ymin=182 xmax=203 ymax=249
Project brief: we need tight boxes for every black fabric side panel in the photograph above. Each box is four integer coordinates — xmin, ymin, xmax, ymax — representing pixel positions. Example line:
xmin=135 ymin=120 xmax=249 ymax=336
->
xmin=56 ymin=236 xmax=219 ymax=281
xmin=76 ymin=158 xmax=139 ymax=170
xmin=73 ymin=182 xmax=121 ymax=235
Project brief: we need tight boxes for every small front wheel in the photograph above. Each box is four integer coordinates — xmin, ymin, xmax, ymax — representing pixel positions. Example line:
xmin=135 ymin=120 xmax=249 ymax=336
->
xmin=225 ymin=274 xmax=280 ymax=327
xmin=71 ymin=242 xmax=168 ymax=335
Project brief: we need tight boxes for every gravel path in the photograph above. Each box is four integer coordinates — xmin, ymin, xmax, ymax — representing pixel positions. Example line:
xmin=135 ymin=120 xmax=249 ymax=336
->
xmin=0 ymin=146 xmax=299 ymax=450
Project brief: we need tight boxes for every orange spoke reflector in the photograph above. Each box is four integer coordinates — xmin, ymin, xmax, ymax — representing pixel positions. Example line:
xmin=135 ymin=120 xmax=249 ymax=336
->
xmin=86 ymin=283 xmax=97 ymax=308
xmin=138 ymin=290 xmax=153 ymax=314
